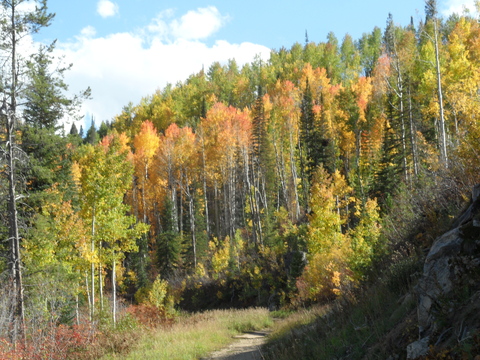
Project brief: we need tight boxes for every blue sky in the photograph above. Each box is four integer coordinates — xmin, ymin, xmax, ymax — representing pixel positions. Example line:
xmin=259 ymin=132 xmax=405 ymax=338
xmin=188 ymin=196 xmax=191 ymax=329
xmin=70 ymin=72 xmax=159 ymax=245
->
xmin=30 ymin=0 xmax=478 ymax=129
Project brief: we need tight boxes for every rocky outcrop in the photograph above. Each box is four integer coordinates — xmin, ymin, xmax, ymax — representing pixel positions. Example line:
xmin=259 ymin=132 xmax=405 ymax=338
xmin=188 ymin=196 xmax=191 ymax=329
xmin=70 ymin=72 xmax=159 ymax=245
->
xmin=407 ymin=184 xmax=480 ymax=358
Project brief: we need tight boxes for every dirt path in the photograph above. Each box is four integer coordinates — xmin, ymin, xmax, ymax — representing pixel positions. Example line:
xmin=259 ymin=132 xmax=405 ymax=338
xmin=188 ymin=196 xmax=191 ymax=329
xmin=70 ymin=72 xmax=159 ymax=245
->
xmin=202 ymin=330 xmax=269 ymax=360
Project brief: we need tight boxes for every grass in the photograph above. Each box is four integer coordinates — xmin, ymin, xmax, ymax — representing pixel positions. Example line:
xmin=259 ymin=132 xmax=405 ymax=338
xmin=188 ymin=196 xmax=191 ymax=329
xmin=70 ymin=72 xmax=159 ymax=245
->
xmin=102 ymin=307 xmax=273 ymax=360
xmin=269 ymin=304 xmax=329 ymax=340
xmin=263 ymin=268 xmax=420 ymax=360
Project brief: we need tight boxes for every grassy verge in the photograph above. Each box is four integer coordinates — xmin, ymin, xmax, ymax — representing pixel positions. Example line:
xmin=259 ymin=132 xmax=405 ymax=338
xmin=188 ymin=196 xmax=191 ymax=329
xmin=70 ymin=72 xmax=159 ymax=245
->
xmin=263 ymin=259 xmax=422 ymax=360
xmin=102 ymin=307 xmax=273 ymax=360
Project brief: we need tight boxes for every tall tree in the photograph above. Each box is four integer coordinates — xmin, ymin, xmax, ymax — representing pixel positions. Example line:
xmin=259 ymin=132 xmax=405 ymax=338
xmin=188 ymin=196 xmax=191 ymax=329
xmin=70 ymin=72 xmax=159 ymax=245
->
xmin=74 ymin=132 xmax=148 ymax=323
xmin=85 ymin=118 xmax=99 ymax=144
xmin=23 ymin=41 xmax=89 ymax=130
xmin=0 ymin=0 xmax=54 ymax=340
xmin=424 ymin=0 xmax=448 ymax=167
xmin=358 ymin=27 xmax=382 ymax=77
xmin=21 ymin=40 xmax=89 ymax=210
xmin=267 ymin=80 xmax=302 ymax=220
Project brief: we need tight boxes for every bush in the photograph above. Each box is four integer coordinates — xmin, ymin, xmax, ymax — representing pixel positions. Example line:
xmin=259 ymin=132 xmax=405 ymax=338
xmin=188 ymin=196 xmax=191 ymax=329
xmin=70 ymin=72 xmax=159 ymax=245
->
xmin=0 ymin=322 xmax=98 ymax=360
xmin=134 ymin=275 xmax=174 ymax=314
xmin=125 ymin=304 xmax=171 ymax=328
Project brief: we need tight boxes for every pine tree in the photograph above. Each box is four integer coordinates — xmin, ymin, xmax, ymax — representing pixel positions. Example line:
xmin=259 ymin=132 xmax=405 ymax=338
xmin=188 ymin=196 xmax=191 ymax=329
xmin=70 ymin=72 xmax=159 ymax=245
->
xmin=23 ymin=42 xmax=89 ymax=130
xmin=298 ymin=79 xmax=317 ymax=208
xmin=0 ymin=0 xmax=54 ymax=339
xmin=70 ymin=123 xmax=79 ymax=135
xmin=85 ymin=118 xmax=99 ymax=144
xmin=98 ymin=120 xmax=109 ymax=139
xmin=156 ymin=199 xmax=181 ymax=279
xmin=21 ymin=39 xmax=88 ymax=209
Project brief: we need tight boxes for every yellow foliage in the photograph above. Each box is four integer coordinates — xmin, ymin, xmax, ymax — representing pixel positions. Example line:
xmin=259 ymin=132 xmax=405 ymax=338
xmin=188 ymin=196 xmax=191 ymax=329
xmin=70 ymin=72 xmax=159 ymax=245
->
xmin=300 ymin=246 xmax=352 ymax=301
xmin=195 ymin=262 xmax=207 ymax=278
xmin=307 ymin=167 xmax=351 ymax=255
xmin=210 ymin=237 xmax=231 ymax=276
xmin=348 ymin=198 xmax=382 ymax=278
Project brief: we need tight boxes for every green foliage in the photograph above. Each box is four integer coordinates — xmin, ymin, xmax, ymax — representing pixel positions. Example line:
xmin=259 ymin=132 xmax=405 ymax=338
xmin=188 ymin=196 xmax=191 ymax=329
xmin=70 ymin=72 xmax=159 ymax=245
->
xmin=85 ymin=118 xmax=99 ymax=144
xmin=348 ymin=198 xmax=382 ymax=278
xmin=265 ymin=281 xmax=417 ymax=360
xmin=149 ymin=276 xmax=169 ymax=310
xmin=20 ymin=126 xmax=77 ymax=209
xmin=384 ymin=256 xmax=422 ymax=294
xmin=135 ymin=275 xmax=171 ymax=312
xmin=156 ymin=199 xmax=182 ymax=278
xmin=21 ymin=187 xmax=90 ymax=332
xmin=24 ymin=42 xmax=89 ymax=130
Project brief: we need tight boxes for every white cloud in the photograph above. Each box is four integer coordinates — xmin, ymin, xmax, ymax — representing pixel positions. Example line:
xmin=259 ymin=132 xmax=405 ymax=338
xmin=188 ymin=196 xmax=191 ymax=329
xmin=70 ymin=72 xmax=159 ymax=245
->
xmin=52 ymin=7 xmax=270 ymax=129
xmin=80 ymin=26 xmax=97 ymax=38
xmin=17 ymin=1 xmax=37 ymax=14
xmin=97 ymin=0 xmax=119 ymax=18
xmin=171 ymin=6 xmax=229 ymax=40
xmin=441 ymin=0 xmax=478 ymax=16
xmin=148 ymin=6 xmax=229 ymax=41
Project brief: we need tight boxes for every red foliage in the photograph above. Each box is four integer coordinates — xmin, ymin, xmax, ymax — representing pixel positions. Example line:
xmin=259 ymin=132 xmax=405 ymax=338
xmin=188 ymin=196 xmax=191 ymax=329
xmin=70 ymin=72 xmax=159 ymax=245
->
xmin=0 ymin=323 xmax=98 ymax=360
xmin=126 ymin=304 xmax=173 ymax=328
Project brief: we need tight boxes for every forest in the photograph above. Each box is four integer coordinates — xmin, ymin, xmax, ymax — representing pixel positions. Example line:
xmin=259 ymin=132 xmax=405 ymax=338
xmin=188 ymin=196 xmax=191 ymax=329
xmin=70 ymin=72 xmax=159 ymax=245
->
xmin=1 ymin=0 xmax=480 ymax=358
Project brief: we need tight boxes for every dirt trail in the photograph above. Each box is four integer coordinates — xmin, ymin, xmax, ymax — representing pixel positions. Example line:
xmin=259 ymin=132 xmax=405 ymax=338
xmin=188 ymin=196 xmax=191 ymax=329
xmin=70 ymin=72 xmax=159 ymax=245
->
xmin=202 ymin=330 xmax=269 ymax=360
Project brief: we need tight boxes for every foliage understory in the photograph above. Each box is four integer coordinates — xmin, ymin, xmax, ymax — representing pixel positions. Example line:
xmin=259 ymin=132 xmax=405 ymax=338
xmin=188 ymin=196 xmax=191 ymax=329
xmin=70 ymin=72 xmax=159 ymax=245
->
xmin=0 ymin=305 xmax=272 ymax=360
xmin=263 ymin=251 xmax=480 ymax=360
xmin=104 ymin=307 xmax=273 ymax=360
xmin=263 ymin=262 xmax=420 ymax=359
xmin=261 ymin=175 xmax=480 ymax=359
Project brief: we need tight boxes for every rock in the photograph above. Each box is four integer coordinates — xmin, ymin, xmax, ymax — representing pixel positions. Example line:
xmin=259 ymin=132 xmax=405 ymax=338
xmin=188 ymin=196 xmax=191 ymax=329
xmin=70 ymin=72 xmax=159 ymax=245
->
xmin=415 ymin=228 xmax=462 ymax=334
xmin=414 ymin=184 xmax=480 ymax=337
xmin=407 ymin=337 xmax=430 ymax=359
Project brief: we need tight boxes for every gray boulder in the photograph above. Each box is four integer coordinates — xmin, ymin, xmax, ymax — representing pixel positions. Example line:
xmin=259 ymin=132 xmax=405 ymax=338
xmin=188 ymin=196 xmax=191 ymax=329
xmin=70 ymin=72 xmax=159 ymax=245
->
xmin=408 ymin=184 xmax=480 ymax=354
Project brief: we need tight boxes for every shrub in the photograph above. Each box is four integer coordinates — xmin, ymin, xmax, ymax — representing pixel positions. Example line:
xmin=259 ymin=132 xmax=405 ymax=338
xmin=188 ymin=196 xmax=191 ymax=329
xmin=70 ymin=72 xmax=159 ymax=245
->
xmin=126 ymin=304 xmax=171 ymax=328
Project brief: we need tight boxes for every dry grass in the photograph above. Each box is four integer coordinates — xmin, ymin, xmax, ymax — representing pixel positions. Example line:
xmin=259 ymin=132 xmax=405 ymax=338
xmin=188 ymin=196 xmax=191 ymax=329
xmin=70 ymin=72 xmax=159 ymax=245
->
xmin=269 ymin=304 xmax=329 ymax=341
xmin=103 ymin=307 xmax=273 ymax=360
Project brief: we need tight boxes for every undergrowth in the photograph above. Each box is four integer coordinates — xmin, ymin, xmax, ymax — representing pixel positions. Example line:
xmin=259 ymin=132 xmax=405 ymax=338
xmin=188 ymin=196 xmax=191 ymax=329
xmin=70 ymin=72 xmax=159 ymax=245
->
xmin=263 ymin=260 xmax=421 ymax=360
xmin=103 ymin=307 xmax=273 ymax=360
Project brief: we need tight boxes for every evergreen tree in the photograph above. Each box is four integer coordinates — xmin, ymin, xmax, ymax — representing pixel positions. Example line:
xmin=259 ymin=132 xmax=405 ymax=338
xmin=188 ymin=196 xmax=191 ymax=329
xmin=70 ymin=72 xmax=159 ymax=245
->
xmin=69 ymin=122 xmax=78 ymax=135
xmin=0 ymin=0 xmax=55 ymax=340
xmin=23 ymin=42 xmax=89 ymax=130
xmin=85 ymin=118 xmax=99 ymax=144
xmin=299 ymin=78 xmax=325 ymax=203
xmin=98 ymin=120 xmax=109 ymax=139
xmin=373 ymin=111 xmax=404 ymax=203
xmin=156 ymin=199 xmax=181 ymax=279
xmin=21 ymin=127 xmax=75 ymax=206
xmin=21 ymin=40 xmax=88 ymax=207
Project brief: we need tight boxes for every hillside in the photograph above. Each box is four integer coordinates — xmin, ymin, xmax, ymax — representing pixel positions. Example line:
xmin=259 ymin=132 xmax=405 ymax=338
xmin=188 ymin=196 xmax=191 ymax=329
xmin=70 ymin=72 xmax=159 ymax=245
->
xmin=262 ymin=184 xmax=480 ymax=359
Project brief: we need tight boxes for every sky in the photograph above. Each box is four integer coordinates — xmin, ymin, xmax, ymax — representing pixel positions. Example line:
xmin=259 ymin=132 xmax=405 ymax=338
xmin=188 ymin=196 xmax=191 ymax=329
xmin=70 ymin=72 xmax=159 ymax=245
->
xmin=29 ymin=0 xmax=479 ymax=131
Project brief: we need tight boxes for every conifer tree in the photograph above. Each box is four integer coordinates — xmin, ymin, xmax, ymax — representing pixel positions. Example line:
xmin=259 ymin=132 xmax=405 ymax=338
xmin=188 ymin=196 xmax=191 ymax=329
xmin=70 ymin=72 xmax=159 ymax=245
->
xmin=98 ymin=120 xmax=109 ymax=139
xmin=85 ymin=118 xmax=99 ymax=144
xmin=298 ymin=79 xmax=317 ymax=208
xmin=70 ymin=123 xmax=79 ymax=136
xmin=156 ymin=199 xmax=181 ymax=279
xmin=0 ymin=0 xmax=54 ymax=339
